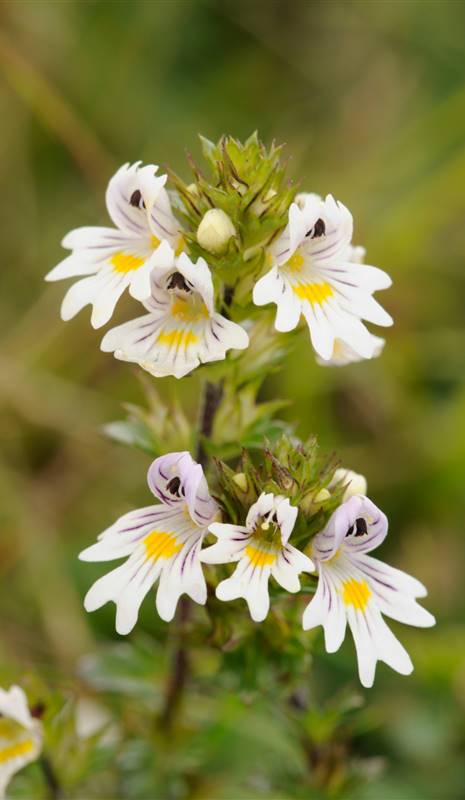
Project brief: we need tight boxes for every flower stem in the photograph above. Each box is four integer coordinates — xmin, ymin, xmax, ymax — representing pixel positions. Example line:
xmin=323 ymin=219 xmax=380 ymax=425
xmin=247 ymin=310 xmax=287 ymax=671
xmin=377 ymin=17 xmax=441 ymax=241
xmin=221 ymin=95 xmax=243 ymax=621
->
xmin=196 ymin=379 xmax=224 ymax=466
xmin=39 ymin=755 xmax=62 ymax=799
xmin=159 ymin=596 xmax=190 ymax=731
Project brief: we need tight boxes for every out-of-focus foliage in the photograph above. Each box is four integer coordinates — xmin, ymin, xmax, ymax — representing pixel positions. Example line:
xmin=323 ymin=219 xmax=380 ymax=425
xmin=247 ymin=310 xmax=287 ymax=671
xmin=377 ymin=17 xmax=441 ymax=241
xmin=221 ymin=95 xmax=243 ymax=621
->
xmin=1 ymin=1 xmax=465 ymax=798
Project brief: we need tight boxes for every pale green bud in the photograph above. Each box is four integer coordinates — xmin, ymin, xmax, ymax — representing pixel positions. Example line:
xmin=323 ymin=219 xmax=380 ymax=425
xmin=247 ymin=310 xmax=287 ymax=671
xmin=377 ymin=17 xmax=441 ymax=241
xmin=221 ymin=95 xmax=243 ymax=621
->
xmin=331 ymin=468 xmax=367 ymax=500
xmin=197 ymin=208 xmax=236 ymax=254
xmin=314 ymin=488 xmax=331 ymax=503
xmin=232 ymin=472 xmax=248 ymax=492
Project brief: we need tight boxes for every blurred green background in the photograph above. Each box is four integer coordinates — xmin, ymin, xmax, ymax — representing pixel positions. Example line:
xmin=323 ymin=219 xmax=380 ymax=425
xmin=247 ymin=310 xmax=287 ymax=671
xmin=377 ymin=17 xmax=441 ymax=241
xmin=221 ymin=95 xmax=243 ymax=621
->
xmin=1 ymin=1 xmax=465 ymax=798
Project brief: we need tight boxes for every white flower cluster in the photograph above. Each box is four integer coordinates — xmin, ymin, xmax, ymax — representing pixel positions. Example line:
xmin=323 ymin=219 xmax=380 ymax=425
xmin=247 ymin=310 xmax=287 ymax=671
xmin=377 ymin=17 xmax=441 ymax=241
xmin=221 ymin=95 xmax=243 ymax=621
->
xmin=0 ymin=686 xmax=42 ymax=798
xmin=80 ymin=453 xmax=435 ymax=688
xmin=46 ymin=163 xmax=392 ymax=375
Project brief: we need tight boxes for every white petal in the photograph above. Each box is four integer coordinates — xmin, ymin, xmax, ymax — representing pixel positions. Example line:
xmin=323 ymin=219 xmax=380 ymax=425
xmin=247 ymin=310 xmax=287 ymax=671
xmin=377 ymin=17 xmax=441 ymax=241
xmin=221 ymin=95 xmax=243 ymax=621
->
xmin=302 ymin=578 xmax=328 ymax=630
xmin=200 ymin=526 xmax=249 ymax=564
xmin=127 ymin=260 xmax=156 ymax=302
xmin=0 ymin=686 xmax=33 ymax=728
xmin=90 ymin=275 xmax=129 ymax=328
xmin=253 ymin=266 xmax=282 ymax=307
xmin=84 ymin=560 xmax=134 ymax=613
xmin=302 ymin=303 xmax=335 ymax=361
xmin=348 ymin=263 xmax=392 ymax=291
xmin=60 ymin=275 xmax=100 ymax=321
xmin=275 ymin=289 xmax=302 ymax=332
xmin=216 ymin=575 xmax=243 ymax=602
xmin=317 ymin=335 xmax=385 ymax=367
xmin=45 ymin=254 xmax=98 ymax=282
xmin=115 ymin=559 xmax=159 ymax=635
xmin=79 ymin=538 xmax=136 ymax=563
xmin=347 ymin=606 xmax=377 ymax=688
xmin=355 ymin=554 xmax=428 ymax=598
xmin=271 ymin=547 xmax=307 ymax=593
xmin=155 ymin=569 xmax=181 ymax=622
xmin=372 ymin=613 xmax=413 ymax=676
xmin=245 ymin=567 xmax=271 ymax=622
xmin=339 ymin=292 xmax=393 ymax=327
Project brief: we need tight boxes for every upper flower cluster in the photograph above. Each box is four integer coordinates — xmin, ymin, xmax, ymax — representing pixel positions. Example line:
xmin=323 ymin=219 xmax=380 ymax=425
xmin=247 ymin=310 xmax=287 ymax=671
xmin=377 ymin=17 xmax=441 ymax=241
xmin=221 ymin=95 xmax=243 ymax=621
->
xmin=46 ymin=143 xmax=392 ymax=376
xmin=80 ymin=452 xmax=434 ymax=688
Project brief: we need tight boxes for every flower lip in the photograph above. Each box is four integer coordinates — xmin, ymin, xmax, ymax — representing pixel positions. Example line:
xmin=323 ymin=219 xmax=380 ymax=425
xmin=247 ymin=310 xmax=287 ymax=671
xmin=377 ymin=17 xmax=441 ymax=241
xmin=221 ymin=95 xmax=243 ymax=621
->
xmin=148 ymin=451 xmax=218 ymax=527
xmin=313 ymin=495 xmax=388 ymax=562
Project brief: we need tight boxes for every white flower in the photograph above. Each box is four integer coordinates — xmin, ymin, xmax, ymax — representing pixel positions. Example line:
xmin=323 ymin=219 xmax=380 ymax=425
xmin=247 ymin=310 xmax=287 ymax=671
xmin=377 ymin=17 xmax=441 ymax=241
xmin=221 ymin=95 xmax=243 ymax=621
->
xmin=197 ymin=208 xmax=236 ymax=254
xmin=79 ymin=452 xmax=218 ymax=631
xmin=201 ymin=493 xmax=314 ymax=622
xmin=46 ymin=162 xmax=184 ymax=328
xmin=100 ymin=252 xmax=249 ymax=379
xmin=0 ymin=685 xmax=43 ymax=799
xmin=253 ymin=193 xmax=392 ymax=362
xmin=303 ymin=496 xmax=435 ymax=687
xmin=330 ymin=468 xmax=368 ymax=501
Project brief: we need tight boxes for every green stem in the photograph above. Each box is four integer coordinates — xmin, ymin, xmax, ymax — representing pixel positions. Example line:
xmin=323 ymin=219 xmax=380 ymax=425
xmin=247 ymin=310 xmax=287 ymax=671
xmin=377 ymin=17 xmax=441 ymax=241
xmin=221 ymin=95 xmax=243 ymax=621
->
xmin=39 ymin=755 xmax=62 ymax=799
xmin=196 ymin=379 xmax=224 ymax=467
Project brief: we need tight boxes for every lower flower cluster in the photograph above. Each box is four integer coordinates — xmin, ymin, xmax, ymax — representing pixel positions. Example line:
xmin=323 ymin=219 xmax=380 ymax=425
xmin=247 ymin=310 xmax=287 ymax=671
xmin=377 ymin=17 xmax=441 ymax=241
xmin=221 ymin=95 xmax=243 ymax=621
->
xmin=79 ymin=451 xmax=435 ymax=688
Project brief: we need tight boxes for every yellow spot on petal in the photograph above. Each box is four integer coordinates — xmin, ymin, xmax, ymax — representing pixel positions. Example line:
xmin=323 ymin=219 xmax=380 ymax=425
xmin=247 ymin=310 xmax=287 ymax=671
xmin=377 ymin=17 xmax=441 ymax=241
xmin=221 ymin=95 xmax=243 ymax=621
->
xmin=110 ymin=251 xmax=145 ymax=273
xmin=157 ymin=329 xmax=199 ymax=350
xmin=144 ymin=530 xmax=182 ymax=561
xmin=245 ymin=545 xmax=276 ymax=568
xmin=285 ymin=251 xmax=305 ymax=272
xmin=175 ymin=235 xmax=186 ymax=256
xmin=292 ymin=281 xmax=333 ymax=305
xmin=0 ymin=739 xmax=35 ymax=764
xmin=171 ymin=297 xmax=208 ymax=323
xmin=342 ymin=578 xmax=371 ymax=611
xmin=151 ymin=235 xmax=161 ymax=249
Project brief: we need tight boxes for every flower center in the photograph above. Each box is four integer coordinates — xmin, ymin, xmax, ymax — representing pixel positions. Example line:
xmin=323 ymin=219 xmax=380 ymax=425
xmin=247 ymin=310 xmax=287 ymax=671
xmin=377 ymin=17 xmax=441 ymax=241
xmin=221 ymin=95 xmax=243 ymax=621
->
xmin=110 ymin=252 xmax=145 ymax=273
xmin=170 ymin=294 xmax=208 ymax=324
xmin=0 ymin=738 xmax=35 ymax=764
xmin=292 ymin=281 xmax=333 ymax=305
xmin=341 ymin=578 xmax=371 ymax=611
xmin=285 ymin=251 xmax=305 ymax=272
xmin=253 ymin=514 xmax=281 ymax=546
xmin=156 ymin=330 xmax=199 ymax=350
xmin=144 ymin=530 xmax=182 ymax=561
xmin=245 ymin=544 xmax=277 ymax=568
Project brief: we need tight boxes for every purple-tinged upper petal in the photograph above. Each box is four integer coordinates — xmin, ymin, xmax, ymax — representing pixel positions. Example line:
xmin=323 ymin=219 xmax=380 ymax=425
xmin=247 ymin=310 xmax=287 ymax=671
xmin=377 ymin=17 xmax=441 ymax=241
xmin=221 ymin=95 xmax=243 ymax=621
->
xmin=147 ymin=451 xmax=217 ymax=526
xmin=313 ymin=495 xmax=388 ymax=561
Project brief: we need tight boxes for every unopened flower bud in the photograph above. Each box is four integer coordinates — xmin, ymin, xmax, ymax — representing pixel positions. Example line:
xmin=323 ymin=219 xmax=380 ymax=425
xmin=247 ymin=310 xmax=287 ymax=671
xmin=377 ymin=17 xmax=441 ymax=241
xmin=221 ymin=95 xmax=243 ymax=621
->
xmin=331 ymin=468 xmax=367 ymax=501
xmin=314 ymin=488 xmax=331 ymax=503
xmin=197 ymin=208 xmax=236 ymax=254
xmin=232 ymin=472 xmax=248 ymax=492
xmin=186 ymin=183 xmax=199 ymax=198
